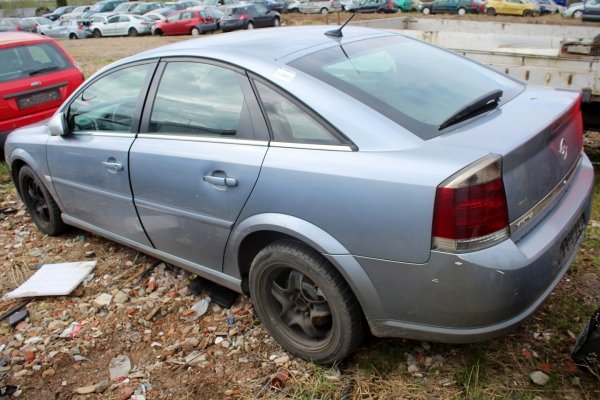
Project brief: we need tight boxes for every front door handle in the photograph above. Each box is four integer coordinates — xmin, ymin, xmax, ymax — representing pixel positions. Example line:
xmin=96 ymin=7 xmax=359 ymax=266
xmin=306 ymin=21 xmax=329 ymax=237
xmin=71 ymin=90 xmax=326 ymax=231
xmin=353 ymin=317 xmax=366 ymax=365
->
xmin=102 ymin=161 xmax=123 ymax=171
xmin=203 ymin=175 xmax=238 ymax=187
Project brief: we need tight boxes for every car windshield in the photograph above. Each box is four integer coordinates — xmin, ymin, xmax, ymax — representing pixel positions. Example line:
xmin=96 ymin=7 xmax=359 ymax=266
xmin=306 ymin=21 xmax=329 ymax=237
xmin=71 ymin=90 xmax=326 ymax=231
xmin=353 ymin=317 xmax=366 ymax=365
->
xmin=289 ymin=35 xmax=523 ymax=139
xmin=0 ymin=42 xmax=70 ymax=84
xmin=90 ymin=3 xmax=107 ymax=11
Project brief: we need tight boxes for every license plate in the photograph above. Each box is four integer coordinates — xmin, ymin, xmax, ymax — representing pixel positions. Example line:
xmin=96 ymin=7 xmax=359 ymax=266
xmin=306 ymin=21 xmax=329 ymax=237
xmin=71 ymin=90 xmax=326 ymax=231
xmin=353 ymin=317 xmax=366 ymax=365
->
xmin=16 ymin=89 xmax=61 ymax=110
xmin=558 ymin=214 xmax=586 ymax=266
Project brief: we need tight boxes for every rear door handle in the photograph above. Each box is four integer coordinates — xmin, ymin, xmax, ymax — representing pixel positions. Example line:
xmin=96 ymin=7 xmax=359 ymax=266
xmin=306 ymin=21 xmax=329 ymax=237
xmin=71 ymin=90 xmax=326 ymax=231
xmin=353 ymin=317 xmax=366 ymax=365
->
xmin=203 ymin=175 xmax=238 ymax=187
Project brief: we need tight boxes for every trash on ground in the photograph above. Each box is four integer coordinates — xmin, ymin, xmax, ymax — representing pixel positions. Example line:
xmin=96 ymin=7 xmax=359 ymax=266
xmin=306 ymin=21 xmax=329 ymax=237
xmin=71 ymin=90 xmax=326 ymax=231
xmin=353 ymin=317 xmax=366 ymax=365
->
xmin=3 ymin=261 xmax=97 ymax=299
xmin=263 ymin=369 xmax=290 ymax=392
xmin=572 ymin=306 xmax=600 ymax=373
xmin=7 ymin=310 xmax=28 ymax=327
xmin=0 ymin=385 xmax=18 ymax=396
xmin=60 ymin=322 xmax=82 ymax=339
xmin=109 ymin=354 xmax=132 ymax=381
xmin=182 ymin=298 xmax=211 ymax=322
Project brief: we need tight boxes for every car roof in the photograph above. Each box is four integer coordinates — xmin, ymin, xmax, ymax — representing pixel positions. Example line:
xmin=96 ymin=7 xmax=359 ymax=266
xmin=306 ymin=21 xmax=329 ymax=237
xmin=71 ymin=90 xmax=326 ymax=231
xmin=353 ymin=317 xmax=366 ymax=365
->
xmin=137 ymin=25 xmax=389 ymax=63
xmin=0 ymin=32 xmax=52 ymax=48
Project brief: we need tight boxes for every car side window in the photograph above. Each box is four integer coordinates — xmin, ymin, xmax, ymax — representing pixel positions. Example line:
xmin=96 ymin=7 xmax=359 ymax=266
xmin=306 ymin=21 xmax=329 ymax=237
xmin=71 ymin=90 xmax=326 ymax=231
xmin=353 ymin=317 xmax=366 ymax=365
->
xmin=167 ymin=12 xmax=181 ymax=21
xmin=68 ymin=63 xmax=153 ymax=133
xmin=181 ymin=11 xmax=193 ymax=18
xmin=120 ymin=15 xmax=130 ymax=22
xmin=148 ymin=62 xmax=252 ymax=138
xmin=254 ymin=81 xmax=343 ymax=146
xmin=108 ymin=15 xmax=120 ymax=23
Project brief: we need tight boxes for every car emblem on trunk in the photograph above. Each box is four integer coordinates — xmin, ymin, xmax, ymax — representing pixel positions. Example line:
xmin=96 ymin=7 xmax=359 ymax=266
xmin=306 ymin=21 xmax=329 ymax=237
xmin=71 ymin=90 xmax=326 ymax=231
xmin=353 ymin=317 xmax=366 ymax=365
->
xmin=558 ymin=138 xmax=568 ymax=160
xmin=31 ymin=81 xmax=42 ymax=87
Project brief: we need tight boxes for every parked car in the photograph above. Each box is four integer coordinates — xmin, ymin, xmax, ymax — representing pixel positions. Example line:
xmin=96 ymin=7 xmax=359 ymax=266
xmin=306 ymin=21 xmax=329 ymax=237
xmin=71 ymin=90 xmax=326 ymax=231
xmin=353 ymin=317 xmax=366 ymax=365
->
xmin=534 ymin=0 xmax=563 ymax=13
xmin=287 ymin=0 xmax=303 ymax=11
xmin=113 ymin=2 xmax=143 ymax=13
xmin=0 ymin=18 xmax=37 ymax=32
xmin=0 ymin=32 xmax=84 ymax=153
xmin=91 ymin=14 xmax=152 ymax=36
xmin=420 ymin=0 xmax=485 ymax=14
xmin=298 ymin=0 xmax=341 ymax=13
xmin=221 ymin=4 xmax=280 ymax=31
xmin=130 ymin=2 xmax=167 ymax=14
xmin=396 ymin=0 xmax=415 ymax=11
xmin=39 ymin=19 xmax=93 ymax=39
xmin=582 ymin=0 xmax=600 ymax=20
xmin=177 ymin=0 xmax=203 ymax=7
xmin=145 ymin=7 xmax=178 ymax=21
xmin=485 ymin=0 xmax=538 ymax=16
xmin=562 ymin=1 xmax=584 ymax=16
xmin=4 ymin=25 xmax=594 ymax=364
xmin=82 ymin=0 xmax=128 ymax=19
xmin=43 ymin=6 xmax=75 ymax=21
xmin=248 ymin=0 xmax=285 ymax=12
xmin=59 ymin=5 xmax=93 ymax=20
xmin=22 ymin=17 xmax=54 ymax=33
xmin=345 ymin=0 xmax=399 ymax=12
xmin=165 ymin=1 xmax=187 ymax=9
xmin=152 ymin=7 xmax=217 ymax=35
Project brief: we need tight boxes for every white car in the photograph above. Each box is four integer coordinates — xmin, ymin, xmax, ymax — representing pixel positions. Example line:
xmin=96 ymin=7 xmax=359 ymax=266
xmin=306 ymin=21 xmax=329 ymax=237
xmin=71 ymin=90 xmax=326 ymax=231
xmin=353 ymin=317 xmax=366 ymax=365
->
xmin=298 ymin=0 xmax=341 ymax=13
xmin=562 ymin=1 xmax=583 ymax=16
xmin=91 ymin=13 xmax=152 ymax=37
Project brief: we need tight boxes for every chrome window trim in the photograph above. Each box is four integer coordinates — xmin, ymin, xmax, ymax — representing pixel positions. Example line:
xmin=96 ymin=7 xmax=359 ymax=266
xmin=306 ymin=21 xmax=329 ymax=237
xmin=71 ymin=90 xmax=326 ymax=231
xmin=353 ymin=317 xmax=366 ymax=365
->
xmin=270 ymin=142 xmax=354 ymax=152
xmin=136 ymin=133 xmax=268 ymax=146
xmin=510 ymin=156 xmax=580 ymax=235
xmin=73 ymin=131 xmax=136 ymax=138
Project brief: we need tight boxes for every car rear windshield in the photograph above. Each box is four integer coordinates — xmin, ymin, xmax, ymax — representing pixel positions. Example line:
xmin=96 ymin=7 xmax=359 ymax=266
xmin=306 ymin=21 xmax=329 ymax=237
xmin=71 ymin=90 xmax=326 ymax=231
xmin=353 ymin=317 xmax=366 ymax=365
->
xmin=0 ymin=42 xmax=71 ymax=84
xmin=288 ymin=35 xmax=523 ymax=140
xmin=226 ymin=6 xmax=247 ymax=15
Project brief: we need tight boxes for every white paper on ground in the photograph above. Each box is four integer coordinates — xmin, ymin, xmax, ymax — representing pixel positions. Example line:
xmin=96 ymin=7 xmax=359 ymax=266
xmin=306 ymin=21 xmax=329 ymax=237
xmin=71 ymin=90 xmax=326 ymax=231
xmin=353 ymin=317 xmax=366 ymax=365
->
xmin=4 ymin=261 xmax=97 ymax=299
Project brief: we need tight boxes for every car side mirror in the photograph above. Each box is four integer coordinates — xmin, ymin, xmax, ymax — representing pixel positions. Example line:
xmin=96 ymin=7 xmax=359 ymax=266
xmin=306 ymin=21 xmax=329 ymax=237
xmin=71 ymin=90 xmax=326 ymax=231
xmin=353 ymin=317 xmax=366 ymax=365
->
xmin=48 ymin=112 xmax=68 ymax=136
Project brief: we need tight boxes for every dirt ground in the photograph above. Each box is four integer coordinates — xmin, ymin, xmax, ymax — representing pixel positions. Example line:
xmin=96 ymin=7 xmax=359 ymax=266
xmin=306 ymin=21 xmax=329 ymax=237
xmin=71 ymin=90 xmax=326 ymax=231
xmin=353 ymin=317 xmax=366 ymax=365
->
xmin=0 ymin=12 xmax=600 ymax=400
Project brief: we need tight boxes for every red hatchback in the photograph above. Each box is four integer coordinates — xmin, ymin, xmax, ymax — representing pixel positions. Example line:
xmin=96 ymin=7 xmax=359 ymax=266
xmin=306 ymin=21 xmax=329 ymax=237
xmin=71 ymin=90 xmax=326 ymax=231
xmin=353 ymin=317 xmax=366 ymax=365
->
xmin=152 ymin=8 xmax=218 ymax=36
xmin=0 ymin=32 xmax=84 ymax=153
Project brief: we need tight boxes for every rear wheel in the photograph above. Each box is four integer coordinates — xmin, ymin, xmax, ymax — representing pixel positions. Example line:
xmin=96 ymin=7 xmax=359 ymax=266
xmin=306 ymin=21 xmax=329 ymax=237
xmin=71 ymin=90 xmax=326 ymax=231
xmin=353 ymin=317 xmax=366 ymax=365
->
xmin=128 ymin=27 xmax=138 ymax=36
xmin=320 ymin=7 xmax=328 ymax=14
xmin=93 ymin=29 xmax=102 ymax=38
xmin=523 ymin=9 xmax=533 ymax=16
xmin=457 ymin=7 xmax=466 ymax=15
xmin=69 ymin=33 xmax=78 ymax=39
xmin=422 ymin=6 xmax=431 ymax=14
xmin=246 ymin=21 xmax=254 ymax=29
xmin=486 ymin=7 xmax=496 ymax=15
xmin=273 ymin=17 xmax=280 ymax=26
xmin=249 ymin=240 xmax=366 ymax=364
xmin=153 ymin=28 xmax=163 ymax=35
xmin=573 ymin=9 xmax=582 ymax=17
xmin=191 ymin=27 xmax=200 ymax=35
xmin=18 ymin=166 xmax=67 ymax=236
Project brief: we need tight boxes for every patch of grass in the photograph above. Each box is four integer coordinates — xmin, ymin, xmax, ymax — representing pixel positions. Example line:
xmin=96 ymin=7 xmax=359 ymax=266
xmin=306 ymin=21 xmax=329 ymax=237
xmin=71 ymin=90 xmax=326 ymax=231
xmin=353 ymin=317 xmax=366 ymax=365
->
xmin=455 ymin=348 xmax=489 ymax=399
xmin=0 ymin=161 xmax=10 ymax=184
xmin=350 ymin=338 xmax=411 ymax=376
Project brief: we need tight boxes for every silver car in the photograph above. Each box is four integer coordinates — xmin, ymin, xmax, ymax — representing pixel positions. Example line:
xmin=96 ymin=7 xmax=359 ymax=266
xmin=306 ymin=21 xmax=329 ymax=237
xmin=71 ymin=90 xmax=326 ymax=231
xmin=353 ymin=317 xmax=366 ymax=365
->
xmin=4 ymin=26 xmax=594 ymax=364
xmin=39 ymin=19 xmax=93 ymax=39
xmin=298 ymin=0 xmax=342 ymax=13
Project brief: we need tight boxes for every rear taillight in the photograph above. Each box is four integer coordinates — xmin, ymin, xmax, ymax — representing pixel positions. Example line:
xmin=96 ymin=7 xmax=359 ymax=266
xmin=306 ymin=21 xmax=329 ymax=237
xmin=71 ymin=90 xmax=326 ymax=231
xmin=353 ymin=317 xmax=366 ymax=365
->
xmin=239 ymin=14 xmax=248 ymax=20
xmin=432 ymin=154 xmax=509 ymax=252
xmin=388 ymin=0 xmax=393 ymax=7
xmin=471 ymin=1 xmax=475 ymax=7
xmin=15 ymin=25 xmax=22 ymax=31
xmin=77 ymin=24 xmax=83 ymax=30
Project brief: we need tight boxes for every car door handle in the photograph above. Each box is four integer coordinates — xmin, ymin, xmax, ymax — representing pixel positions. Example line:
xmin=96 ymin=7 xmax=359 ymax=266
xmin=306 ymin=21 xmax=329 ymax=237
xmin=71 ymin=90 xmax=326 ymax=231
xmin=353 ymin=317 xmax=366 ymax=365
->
xmin=203 ymin=175 xmax=238 ymax=187
xmin=102 ymin=161 xmax=123 ymax=171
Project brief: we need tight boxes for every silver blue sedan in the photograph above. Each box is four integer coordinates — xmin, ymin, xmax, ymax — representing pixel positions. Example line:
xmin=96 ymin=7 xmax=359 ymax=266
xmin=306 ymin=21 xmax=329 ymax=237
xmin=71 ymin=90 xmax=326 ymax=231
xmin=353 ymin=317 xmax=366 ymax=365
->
xmin=4 ymin=26 xmax=594 ymax=363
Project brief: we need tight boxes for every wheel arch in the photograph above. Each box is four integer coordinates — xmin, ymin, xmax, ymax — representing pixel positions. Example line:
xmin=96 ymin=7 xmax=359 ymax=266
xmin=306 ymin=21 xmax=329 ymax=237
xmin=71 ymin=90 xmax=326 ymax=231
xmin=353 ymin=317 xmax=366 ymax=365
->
xmin=224 ymin=213 xmax=385 ymax=321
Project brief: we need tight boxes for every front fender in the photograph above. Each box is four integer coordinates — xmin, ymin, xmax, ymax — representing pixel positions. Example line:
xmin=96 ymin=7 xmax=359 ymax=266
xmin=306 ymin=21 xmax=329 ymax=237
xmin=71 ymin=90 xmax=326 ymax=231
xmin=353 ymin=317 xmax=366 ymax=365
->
xmin=223 ymin=213 xmax=385 ymax=321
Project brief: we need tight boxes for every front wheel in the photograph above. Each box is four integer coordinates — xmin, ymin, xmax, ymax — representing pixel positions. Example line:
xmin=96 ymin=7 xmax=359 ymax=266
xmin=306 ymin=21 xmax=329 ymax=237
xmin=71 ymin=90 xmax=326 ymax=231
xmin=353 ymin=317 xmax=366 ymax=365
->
xmin=523 ymin=9 xmax=533 ymax=16
xmin=93 ymin=29 xmax=102 ymax=38
xmin=320 ymin=7 xmax=328 ymax=14
xmin=191 ymin=27 xmax=200 ymax=35
xmin=273 ymin=16 xmax=280 ymax=26
xmin=128 ymin=27 xmax=138 ymax=36
xmin=246 ymin=21 xmax=254 ymax=29
xmin=422 ymin=6 xmax=431 ymax=14
xmin=249 ymin=240 xmax=366 ymax=364
xmin=69 ymin=33 xmax=78 ymax=39
xmin=457 ymin=7 xmax=466 ymax=15
xmin=18 ymin=166 xmax=67 ymax=236
xmin=573 ymin=9 xmax=582 ymax=17
xmin=486 ymin=7 xmax=496 ymax=15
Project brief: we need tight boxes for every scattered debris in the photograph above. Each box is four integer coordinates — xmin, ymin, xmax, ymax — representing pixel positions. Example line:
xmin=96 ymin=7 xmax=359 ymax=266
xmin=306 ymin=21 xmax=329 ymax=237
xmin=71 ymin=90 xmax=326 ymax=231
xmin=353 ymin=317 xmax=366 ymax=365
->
xmin=59 ymin=322 xmax=82 ymax=339
xmin=188 ymin=277 xmax=238 ymax=308
xmin=109 ymin=355 xmax=132 ymax=381
xmin=7 ymin=310 xmax=28 ymax=327
xmin=182 ymin=298 xmax=211 ymax=322
xmin=529 ymin=371 xmax=550 ymax=386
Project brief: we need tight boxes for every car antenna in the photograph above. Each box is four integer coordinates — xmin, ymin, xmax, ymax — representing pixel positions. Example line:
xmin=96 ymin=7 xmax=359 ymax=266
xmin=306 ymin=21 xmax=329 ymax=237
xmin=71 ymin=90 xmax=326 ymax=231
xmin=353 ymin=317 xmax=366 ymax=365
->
xmin=325 ymin=0 xmax=368 ymax=38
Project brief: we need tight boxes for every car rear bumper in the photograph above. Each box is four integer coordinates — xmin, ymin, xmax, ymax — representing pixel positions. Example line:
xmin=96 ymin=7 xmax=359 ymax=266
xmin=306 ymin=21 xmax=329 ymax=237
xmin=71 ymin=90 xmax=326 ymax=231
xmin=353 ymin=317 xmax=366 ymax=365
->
xmin=0 ymin=108 xmax=56 ymax=138
xmin=334 ymin=154 xmax=594 ymax=343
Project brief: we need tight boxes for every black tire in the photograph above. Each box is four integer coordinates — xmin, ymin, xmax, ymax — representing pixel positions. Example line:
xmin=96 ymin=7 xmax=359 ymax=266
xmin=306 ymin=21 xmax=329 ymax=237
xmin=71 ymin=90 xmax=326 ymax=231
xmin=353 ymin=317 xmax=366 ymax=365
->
xmin=273 ymin=16 xmax=280 ymax=27
xmin=486 ymin=7 xmax=496 ymax=15
xmin=457 ymin=7 xmax=466 ymax=15
xmin=93 ymin=29 xmax=102 ymax=38
xmin=128 ymin=27 xmax=138 ymax=36
xmin=249 ymin=240 xmax=366 ymax=364
xmin=191 ymin=27 xmax=200 ymax=35
xmin=422 ymin=6 xmax=431 ymax=14
xmin=18 ymin=166 xmax=67 ymax=236
xmin=320 ymin=7 xmax=328 ymax=14
xmin=246 ymin=21 xmax=254 ymax=29
xmin=69 ymin=33 xmax=78 ymax=39
xmin=523 ymin=9 xmax=533 ymax=16
xmin=154 ymin=28 xmax=163 ymax=35
xmin=573 ymin=9 xmax=582 ymax=18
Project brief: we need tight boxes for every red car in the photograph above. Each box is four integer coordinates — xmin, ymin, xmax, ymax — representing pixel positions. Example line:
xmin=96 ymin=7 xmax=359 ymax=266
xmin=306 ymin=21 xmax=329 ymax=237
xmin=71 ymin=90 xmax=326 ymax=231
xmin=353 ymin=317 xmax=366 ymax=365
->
xmin=0 ymin=32 xmax=84 ymax=154
xmin=152 ymin=8 xmax=218 ymax=36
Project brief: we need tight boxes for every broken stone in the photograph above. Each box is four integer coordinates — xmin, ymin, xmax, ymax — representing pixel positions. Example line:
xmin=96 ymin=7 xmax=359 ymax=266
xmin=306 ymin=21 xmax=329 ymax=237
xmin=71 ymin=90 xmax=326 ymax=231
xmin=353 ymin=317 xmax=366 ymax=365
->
xmin=114 ymin=291 xmax=129 ymax=304
xmin=530 ymin=371 xmax=550 ymax=386
xmin=94 ymin=293 xmax=113 ymax=307
xmin=76 ymin=385 xmax=96 ymax=394
xmin=109 ymin=354 xmax=132 ymax=381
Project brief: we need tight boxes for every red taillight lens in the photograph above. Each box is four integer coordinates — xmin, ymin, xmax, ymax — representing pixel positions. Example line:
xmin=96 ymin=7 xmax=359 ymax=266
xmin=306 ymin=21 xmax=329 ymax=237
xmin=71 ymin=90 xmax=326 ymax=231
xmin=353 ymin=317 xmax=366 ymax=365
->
xmin=471 ymin=1 xmax=475 ymax=7
xmin=239 ymin=14 xmax=248 ymax=20
xmin=77 ymin=24 xmax=83 ymax=30
xmin=388 ymin=0 xmax=393 ymax=7
xmin=432 ymin=154 xmax=509 ymax=252
xmin=15 ymin=25 xmax=22 ymax=31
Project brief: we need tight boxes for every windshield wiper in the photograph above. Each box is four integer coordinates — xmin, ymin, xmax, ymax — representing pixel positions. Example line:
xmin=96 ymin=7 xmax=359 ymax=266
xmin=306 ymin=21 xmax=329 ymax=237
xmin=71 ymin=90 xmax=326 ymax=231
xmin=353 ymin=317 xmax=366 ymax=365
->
xmin=439 ymin=89 xmax=503 ymax=130
xmin=29 ymin=66 xmax=60 ymax=76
